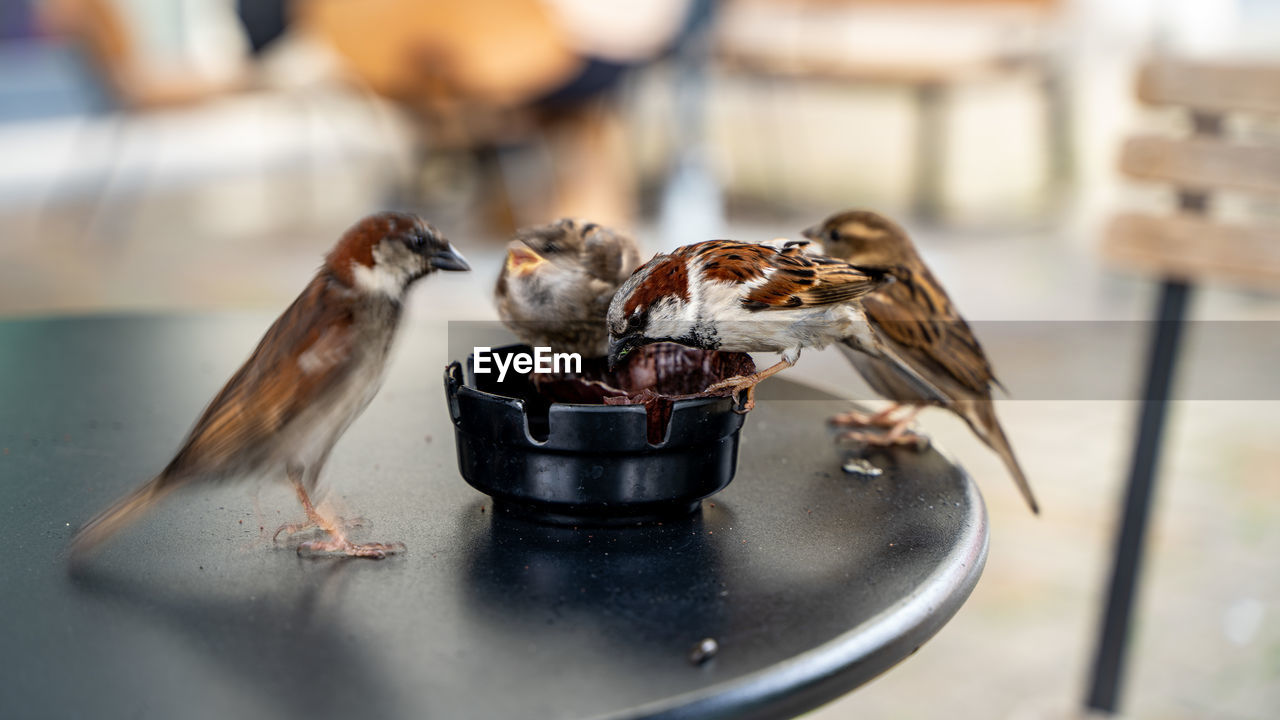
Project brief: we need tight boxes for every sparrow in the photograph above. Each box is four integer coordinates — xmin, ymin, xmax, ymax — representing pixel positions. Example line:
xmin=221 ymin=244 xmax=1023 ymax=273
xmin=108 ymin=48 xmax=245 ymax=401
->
xmin=606 ymin=239 xmax=888 ymax=412
xmin=70 ymin=212 xmax=471 ymax=560
xmin=803 ymin=209 xmax=1039 ymax=514
xmin=495 ymin=218 xmax=641 ymax=357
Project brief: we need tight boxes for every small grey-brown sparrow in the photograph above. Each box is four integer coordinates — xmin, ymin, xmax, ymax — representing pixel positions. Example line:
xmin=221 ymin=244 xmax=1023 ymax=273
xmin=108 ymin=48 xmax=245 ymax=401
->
xmin=606 ymin=239 xmax=888 ymax=412
xmin=803 ymin=209 xmax=1039 ymax=514
xmin=71 ymin=212 xmax=471 ymax=560
xmin=495 ymin=217 xmax=640 ymax=357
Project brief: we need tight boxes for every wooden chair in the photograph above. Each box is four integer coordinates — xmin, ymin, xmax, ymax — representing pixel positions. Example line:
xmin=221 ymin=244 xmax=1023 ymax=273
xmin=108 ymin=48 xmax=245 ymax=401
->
xmin=1090 ymin=58 xmax=1280 ymax=714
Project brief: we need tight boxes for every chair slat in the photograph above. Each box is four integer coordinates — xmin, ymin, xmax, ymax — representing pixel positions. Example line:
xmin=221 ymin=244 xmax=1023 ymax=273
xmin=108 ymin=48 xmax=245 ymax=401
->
xmin=1119 ymin=135 xmax=1280 ymax=197
xmin=1138 ymin=60 xmax=1280 ymax=115
xmin=1103 ymin=213 xmax=1280 ymax=290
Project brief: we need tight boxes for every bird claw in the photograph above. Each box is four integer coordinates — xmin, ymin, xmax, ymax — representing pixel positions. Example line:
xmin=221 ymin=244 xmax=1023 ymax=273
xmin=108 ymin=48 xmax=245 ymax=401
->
xmin=828 ymin=410 xmax=874 ymax=427
xmin=838 ymin=429 xmax=930 ymax=450
xmin=272 ymin=515 xmax=367 ymax=544
xmin=273 ymin=521 xmax=316 ymax=543
xmin=703 ymin=375 xmax=759 ymax=414
xmin=296 ymin=538 xmax=406 ymax=560
xmin=728 ymin=391 xmax=754 ymax=414
xmin=828 ymin=408 xmax=900 ymax=429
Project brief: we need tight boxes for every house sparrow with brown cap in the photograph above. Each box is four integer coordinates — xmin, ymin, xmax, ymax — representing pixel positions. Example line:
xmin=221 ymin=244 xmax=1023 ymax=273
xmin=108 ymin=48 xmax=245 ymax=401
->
xmin=71 ymin=212 xmax=471 ymax=560
xmin=803 ymin=209 xmax=1039 ymax=514
xmin=606 ymin=239 xmax=888 ymax=412
xmin=495 ymin=218 xmax=641 ymax=357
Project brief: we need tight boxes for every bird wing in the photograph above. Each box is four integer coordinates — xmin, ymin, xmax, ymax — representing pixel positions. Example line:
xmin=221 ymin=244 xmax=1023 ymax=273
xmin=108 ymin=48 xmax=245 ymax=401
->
xmin=779 ymin=254 xmax=886 ymax=307
xmin=582 ymin=226 xmax=641 ymax=285
xmin=160 ymin=274 xmax=358 ymax=483
xmin=862 ymin=265 xmax=999 ymax=398
xmin=692 ymin=241 xmax=885 ymax=310
xmin=838 ymin=336 xmax=951 ymax=406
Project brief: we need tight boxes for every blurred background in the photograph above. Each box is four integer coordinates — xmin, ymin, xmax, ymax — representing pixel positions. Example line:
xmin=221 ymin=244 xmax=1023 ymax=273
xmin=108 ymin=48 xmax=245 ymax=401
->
xmin=1 ymin=0 xmax=1278 ymax=717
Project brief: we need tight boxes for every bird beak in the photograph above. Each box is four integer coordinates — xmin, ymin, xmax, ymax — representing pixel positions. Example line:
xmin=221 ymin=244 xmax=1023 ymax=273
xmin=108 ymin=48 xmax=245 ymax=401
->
xmin=504 ymin=244 xmax=545 ymax=277
xmin=432 ymin=243 xmax=471 ymax=272
xmin=607 ymin=335 xmax=642 ymax=371
xmin=801 ymin=225 xmax=821 ymax=240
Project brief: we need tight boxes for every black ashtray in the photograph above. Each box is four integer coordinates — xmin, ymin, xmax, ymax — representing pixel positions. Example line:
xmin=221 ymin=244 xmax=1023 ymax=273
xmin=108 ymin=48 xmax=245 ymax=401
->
xmin=443 ymin=344 xmax=755 ymax=525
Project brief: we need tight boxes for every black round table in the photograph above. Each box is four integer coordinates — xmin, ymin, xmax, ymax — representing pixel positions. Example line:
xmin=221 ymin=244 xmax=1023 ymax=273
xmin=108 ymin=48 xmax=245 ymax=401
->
xmin=0 ymin=315 xmax=987 ymax=720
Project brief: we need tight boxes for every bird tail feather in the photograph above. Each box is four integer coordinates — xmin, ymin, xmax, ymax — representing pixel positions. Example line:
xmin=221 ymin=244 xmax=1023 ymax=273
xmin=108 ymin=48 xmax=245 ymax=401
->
xmin=70 ymin=478 xmax=173 ymax=559
xmin=959 ymin=400 xmax=1040 ymax=515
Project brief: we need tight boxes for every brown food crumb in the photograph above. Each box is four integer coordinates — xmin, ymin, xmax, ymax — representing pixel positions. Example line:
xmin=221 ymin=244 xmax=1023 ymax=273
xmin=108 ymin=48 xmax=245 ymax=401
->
xmin=526 ymin=345 xmax=756 ymax=443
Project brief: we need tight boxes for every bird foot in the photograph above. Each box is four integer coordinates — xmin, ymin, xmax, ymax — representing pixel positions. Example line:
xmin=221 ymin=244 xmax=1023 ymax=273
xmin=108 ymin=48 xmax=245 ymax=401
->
xmin=296 ymin=536 xmax=405 ymax=560
xmin=838 ymin=428 xmax=930 ymax=450
xmin=273 ymin=521 xmax=314 ymax=543
xmin=703 ymin=375 xmax=761 ymax=414
xmin=828 ymin=407 xmax=900 ymax=429
xmin=272 ymin=515 xmax=367 ymax=543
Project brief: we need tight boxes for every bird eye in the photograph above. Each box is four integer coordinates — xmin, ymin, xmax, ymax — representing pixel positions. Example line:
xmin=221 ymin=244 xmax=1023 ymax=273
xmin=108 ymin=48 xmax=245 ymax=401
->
xmin=828 ymin=228 xmax=840 ymax=242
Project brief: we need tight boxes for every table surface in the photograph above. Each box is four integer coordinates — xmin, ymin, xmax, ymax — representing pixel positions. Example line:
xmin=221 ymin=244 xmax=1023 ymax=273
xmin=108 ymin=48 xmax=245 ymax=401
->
xmin=0 ymin=315 xmax=987 ymax=720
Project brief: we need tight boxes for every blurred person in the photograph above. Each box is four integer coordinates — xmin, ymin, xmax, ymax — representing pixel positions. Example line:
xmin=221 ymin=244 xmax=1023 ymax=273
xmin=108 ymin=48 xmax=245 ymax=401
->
xmin=39 ymin=0 xmax=697 ymax=230
xmin=299 ymin=0 xmax=694 ymax=229
xmin=39 ymin=0 xmax=251 ymax=109
xmin=535 ymin=1 xmax=698 ymax=227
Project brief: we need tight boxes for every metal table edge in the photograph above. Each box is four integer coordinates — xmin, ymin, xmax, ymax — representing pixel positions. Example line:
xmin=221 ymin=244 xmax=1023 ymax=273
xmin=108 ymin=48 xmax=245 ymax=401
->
xmin=592 ymin=465 xmax=990 ymax=720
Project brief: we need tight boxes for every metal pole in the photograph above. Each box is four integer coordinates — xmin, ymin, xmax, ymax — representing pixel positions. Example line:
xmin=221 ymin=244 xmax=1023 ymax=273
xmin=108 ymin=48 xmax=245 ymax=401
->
xmin=1085 ymin=278 xmax=1190 ymax=712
